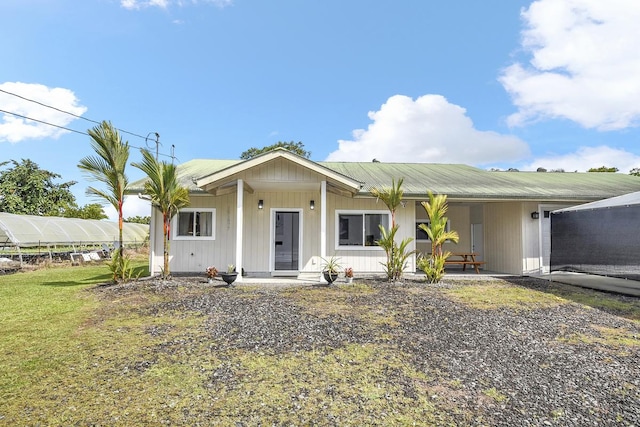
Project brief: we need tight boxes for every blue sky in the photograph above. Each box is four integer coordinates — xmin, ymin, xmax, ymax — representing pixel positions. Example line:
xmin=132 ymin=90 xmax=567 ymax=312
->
xmin=2 ymin=0 xmax=640 ymax=219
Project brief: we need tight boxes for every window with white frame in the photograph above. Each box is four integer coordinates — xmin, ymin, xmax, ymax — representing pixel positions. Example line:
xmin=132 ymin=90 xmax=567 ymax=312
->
xmin=173 ymin=209 xmax=215 ymax=240
xmin=336 ymin=210 xmax=389 ymax=248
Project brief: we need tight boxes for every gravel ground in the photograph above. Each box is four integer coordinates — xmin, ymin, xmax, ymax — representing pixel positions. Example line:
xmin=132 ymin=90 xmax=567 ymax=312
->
xmin=100 ymin=276 xmax=640 ymax=426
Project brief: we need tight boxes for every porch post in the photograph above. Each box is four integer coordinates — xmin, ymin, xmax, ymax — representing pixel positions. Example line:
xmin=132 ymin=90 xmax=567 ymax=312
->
xmin=320 ymin=180 xmax=327 ymax=276
xmin=236 ymin=179 xmax=244 ymax=282
xmin=149 ymin=206 xmax=156 ymax=275
xmin=235 ymin=179 xmax=243 ymax=282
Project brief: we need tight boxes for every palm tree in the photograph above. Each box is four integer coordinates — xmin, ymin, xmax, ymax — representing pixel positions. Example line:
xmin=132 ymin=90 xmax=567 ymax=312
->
xmin=371 ymin=177 xmax=404 ymax=227
xmin=132 ymin=148 xmax=190 ymax=278
xmin=420 ymin=191 xmax=459 ymax=257
xmin=78 ymin=121 xmax=129 ymax=274
xmin=371 ymin=178 xmax=414 ymax=281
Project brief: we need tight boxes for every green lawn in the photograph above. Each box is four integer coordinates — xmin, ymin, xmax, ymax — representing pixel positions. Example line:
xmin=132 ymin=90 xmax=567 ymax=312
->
xmin=0 ymin=259 xmax=148 ymax=425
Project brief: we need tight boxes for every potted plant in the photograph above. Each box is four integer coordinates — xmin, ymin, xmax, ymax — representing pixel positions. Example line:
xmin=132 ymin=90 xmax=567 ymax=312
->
xmin=344 ymin=267 xmax=354 ymax=284
xmin=321 ymin=256 xmax=341 ymax=285
xmin=206 ymin=266 xmax=218 ymax=284
xmin=220 ymin=264 xmax=238 ymax=285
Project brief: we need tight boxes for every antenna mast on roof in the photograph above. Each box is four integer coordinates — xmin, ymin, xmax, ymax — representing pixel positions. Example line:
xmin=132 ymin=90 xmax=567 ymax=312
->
xmin=145 ymin=132 xmax=161 ymax=160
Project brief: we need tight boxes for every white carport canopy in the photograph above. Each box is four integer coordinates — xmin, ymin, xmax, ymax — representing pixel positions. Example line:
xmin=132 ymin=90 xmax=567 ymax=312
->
xmin=0 ymin=212 xmax=148 ymax=248
xmin=554 ymin=191 xmax=640 ymax=212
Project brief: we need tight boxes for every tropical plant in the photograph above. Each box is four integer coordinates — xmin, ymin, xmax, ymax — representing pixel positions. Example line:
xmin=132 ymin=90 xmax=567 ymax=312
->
xmin=105 ymin=249 xmax=140 ymax=283
xmin=418 ymin=191 xmax=459 ymax=283
xmin=377 ymin=224 xmax=414 ymax=281
xmin=131 ymin=148 xmax=190 ymax=279
xmin=371 ymin=177 xmax=404 ymax=227
xmin=321 ymin=256 xmax=341 ymax=274
xmin=78 ymin=121 xmax=130 ymax=277
xmin=371 ymin=178 xmax=414 ymax=281
xmin=416 ymin=253 xmax=447 ymax=284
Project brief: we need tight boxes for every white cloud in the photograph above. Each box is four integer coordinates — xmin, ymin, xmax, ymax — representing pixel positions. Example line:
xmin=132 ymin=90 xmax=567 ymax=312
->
xmin=500 ymin=0 xmax=640 ymax=130
xmin=325 ymin=94 xmax=530 ymax=165
xmin=105 ymin=196 xmax=152 ymax=222
xmin=0 ymin=82 xmax=87 ymax=143
xmin=121 ymin=0 xmax=231 ymax=10
xmin=121 ymin=0 xmax=168 ymax=9
xmin=523 ymin=146 xmax=640 ymax=173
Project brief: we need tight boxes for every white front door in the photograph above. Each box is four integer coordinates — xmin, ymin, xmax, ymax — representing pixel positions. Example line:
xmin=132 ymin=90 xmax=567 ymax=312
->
xmin=471 ymin=223 xmax=484 ymax=263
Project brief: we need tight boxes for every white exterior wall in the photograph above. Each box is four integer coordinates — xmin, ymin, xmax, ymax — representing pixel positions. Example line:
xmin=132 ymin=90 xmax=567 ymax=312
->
xmin=157 ymin=190 xmax=569 ymax=277
xmin=167 ymin=194 xmax=236 ymax=274
xmin=522 ymin=201 xmax=543 ymax=274
xmin=324 ymin=193 xmax=417 ymax=274
xmin=484 ymin=202 xmax=523 ymax=275
xmin=243 ymin=190 xmax=319 ymax=274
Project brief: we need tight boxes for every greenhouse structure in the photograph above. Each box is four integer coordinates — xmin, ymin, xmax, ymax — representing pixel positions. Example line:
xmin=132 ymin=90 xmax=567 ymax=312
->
xmin=550 ymin=191 xmax=640 ymax=282
xmin=0 ymin=212 xmax=149 ymax=265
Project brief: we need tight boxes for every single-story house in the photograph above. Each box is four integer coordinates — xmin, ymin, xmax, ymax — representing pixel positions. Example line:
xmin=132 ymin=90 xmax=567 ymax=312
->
xmin=128 ymin=149 xmax=640 ymax=281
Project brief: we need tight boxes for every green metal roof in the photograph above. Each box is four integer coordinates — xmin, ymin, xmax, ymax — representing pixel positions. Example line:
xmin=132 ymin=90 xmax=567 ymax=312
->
xmin=322 ymin=162 xmax=640 ymax=201
xmin=129 ymin=159 xmax=240 ymax=193
xmin=128 ymin=156 xmax=640 ymax=202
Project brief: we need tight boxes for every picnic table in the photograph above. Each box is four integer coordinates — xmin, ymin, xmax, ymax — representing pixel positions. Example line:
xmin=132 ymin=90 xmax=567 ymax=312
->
xmin=444 ymin=252 xmax=485 ymax=274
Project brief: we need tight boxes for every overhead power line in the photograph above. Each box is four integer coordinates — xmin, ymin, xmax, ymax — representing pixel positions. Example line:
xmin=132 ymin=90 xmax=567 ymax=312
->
xmin=0 ymin=108 xmax=86 ymax=135
xmin=0 ymin=108 xmax=175 ymax=160
xmin=0 ymin=87 xmax=175 ymax=159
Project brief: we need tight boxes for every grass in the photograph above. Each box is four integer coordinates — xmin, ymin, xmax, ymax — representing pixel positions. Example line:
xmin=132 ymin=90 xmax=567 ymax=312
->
xmin=443 ymin=279 xmax=640 ymax=323
xmin=0 ymin=257 xmax=149 ymax=418
xmin=443 ymin=280 xmax=566 ymax=310
xmin=559 ymin=325 xmax=640 ymax=350
xmin=482 ymin=387 xmax=509 ymax=403
xmin=1 ymin=267 xmax=639 ymax=425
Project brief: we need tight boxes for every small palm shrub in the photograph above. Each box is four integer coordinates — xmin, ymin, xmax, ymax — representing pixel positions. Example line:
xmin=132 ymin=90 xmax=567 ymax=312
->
xmin=418 ymin=191 xmax=459 ymax=283
xmin=106 ymin=250 xmax=139 ymax=283
xmin=377 ymin=225 xmax=414 ymax=281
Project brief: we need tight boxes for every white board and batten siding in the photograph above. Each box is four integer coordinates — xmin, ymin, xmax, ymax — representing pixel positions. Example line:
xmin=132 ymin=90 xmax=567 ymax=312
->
xmin=484 ymin=202 xmax=524 ymax=275
xmin=325 ymin=194 xmax=417 ymax=274
xmin=165 ymin=194 xmax=236 ymax=274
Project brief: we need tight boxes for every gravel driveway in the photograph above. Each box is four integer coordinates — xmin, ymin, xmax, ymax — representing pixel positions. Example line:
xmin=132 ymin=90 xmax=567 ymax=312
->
xmin=102 ymin=275 xmax=640 ymax=426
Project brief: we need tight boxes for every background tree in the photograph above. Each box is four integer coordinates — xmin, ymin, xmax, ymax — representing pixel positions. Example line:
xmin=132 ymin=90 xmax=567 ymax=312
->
xmin=132 ymin=148 xmax=190 ymax=278
xmin=62 ymin=203 xmax=108 ymax=220
xmin=0 ymin=159 xmax=76 ymax=216
xmin=240 ymin=141 xmax=310 ymax=159
xmin=78 ymin=121 xmax=130 ymax=278
xmin=588 ymin=166 xmax=619 ymax=172
xmin=125 ymin=215 xmax=151 ymax=224
xmin=630 ymin=168 xmax=640 ymax=177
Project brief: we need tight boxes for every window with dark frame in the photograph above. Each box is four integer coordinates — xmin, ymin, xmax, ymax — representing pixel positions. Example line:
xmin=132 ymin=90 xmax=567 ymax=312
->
xmin=338 ymin=212 xmax=389 ymax=247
